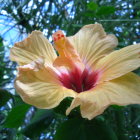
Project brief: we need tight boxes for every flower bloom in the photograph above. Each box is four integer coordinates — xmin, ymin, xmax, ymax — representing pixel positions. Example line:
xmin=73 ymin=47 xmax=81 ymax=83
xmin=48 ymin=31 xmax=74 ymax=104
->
xmin=10 ymin=24 xmax=140 ymax=120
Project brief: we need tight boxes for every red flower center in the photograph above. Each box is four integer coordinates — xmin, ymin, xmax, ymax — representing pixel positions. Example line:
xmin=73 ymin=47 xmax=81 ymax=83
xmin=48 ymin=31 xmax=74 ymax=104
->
xmin=59 ymin=67 xmax=100 ymax=93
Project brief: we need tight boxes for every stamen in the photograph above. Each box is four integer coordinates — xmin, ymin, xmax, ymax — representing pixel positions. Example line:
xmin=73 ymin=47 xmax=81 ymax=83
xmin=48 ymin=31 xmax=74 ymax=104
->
xmin=52 ymin=30 xmax=85 ymax=71
xmin=58 ymin=37 xmax=61 ymax=40
xmin=52 ymin=31 xmax=65 ymax=43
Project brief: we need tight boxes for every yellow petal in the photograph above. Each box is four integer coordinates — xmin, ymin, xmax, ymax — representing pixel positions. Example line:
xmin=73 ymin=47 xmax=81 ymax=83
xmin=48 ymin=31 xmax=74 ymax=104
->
xmin=18 ymin=61 xmax=60 ymax=84
xmin=66 ymin=72 xmax=140 ymax=120
xmin=15 ymin=81 xmax=76 ymax=109
xmin=95 ymin=44 xmax=140 ymax=83
xmin=10 ymin=31 xmax=57 ymax=65
xmin=15 ymin=64 xmax=76 ymax=109
xmin=68 ymin=23 xmax=118 ymax=67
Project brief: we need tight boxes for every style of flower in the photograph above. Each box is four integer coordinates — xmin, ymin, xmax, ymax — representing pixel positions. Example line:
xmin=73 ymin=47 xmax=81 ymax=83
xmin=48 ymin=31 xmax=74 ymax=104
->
xmin=10 ymin=24 xmax=140 ymax=120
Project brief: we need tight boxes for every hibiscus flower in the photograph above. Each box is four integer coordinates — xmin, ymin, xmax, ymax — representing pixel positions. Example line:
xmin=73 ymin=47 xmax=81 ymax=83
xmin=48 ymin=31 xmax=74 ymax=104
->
xmin=10 ymin=23 xmax=140 ymax=120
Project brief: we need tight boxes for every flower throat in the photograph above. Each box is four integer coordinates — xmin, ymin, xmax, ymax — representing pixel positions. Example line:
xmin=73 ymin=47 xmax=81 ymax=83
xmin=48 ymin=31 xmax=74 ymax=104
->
xmin=59 ymin=68 xmax=99 ymax=93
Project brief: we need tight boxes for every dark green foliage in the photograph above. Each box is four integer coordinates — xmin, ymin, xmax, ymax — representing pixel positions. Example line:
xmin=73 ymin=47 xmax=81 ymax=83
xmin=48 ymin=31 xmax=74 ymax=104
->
xmin=53 ymin=97 xmax=73 ymax=116
xmin=0 ymin=89 xmax=12 ymax=107
xmin=22 ymin=109 xmax=54 ymax=138
xmin=86 ymin=2 xmax=115 ymax=17
xmin=4 ymin=104 xmax=31 ymax=128
xmin=96 ymin=6 xmax=115 ymax=16
xmin=87 ymin=1 xmax=98 ymax=11
xmin=55 ymin=117 xmax=118 ymax=140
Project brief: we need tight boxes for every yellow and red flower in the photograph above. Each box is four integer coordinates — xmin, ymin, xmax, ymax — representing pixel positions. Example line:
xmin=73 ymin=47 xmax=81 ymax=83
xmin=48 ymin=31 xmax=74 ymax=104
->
xmin=10 ymin=24 xmax=140 ymax=120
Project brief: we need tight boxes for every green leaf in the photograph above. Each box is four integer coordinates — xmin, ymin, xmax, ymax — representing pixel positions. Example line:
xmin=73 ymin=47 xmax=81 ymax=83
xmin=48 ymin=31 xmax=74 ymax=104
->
xmin=0 ymin=38 xmax=4 ymax=52
xmin=55 ymin=118 xmax=118 ymax=140
xmin=96 ymin=6 xmax=115 ymax=16
xmin=22 ymin=109 xmax=54 ymax=138
xmin=87 ymin=2 xmax=98 ymax=11
xmin=72 ymin=24 xmax=84 ymax=28
xmin=53 ymin=97 xmax=72 ymax=116
xmin=111 ymin=105 xmax=124 ymax=109
xmin=4 ymin=104 xmax=31 ymax=128
xmin=12 ymin=95 xmax=26 ymax=106
xmin=0 ymin=89 xmax=12 ymax=107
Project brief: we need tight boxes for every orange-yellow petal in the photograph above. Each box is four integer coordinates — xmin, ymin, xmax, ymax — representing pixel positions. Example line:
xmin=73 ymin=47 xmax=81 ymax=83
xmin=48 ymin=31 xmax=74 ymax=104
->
xmin=66 ymin=72 xmax=140 ymax=120
xmin=94 ymin=44 xmax=140 ymax=83
xmin=68 ymin=23 xmax=118 ymax=67
xmin=15 ymin=81 xmax=76 ymax=109
xmin=15 ymin=63 xmax=76 ymax=109
xmin=10 ymin=31 xmax=57 ymax=65
xmin=17 ymin=60 xmax=60 ymax=84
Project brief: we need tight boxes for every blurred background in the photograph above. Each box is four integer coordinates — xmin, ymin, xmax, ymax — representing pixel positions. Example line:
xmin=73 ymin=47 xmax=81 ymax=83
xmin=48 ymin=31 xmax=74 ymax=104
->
xmin=0 ymin=0 xmax=140 ymax=140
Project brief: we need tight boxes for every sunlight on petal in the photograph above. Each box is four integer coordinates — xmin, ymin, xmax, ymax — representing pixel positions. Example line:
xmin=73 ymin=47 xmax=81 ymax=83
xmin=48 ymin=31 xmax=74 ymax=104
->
xmin=10 ymin=31 xmax=57 ymax=65
xmin=68 ymin=24 xmax=118 ymax=67
xmin=95 ymin=44 xmax=140 ymax=83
